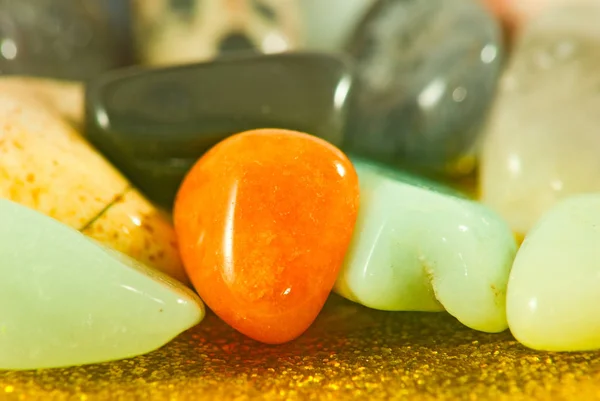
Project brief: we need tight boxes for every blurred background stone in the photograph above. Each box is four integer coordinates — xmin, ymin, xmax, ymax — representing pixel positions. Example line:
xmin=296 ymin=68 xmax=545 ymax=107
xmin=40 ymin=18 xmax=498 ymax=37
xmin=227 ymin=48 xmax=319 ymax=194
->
xmin=132 ymin=0 xmax=302 ymax=65
xmin=0 ymin=0 xmax=133 ymax=80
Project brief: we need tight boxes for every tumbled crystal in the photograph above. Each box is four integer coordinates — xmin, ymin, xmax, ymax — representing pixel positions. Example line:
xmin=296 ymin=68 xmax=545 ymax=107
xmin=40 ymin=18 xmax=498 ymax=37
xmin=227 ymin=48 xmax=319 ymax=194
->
xmin=0 ymin=0 xmax=132 ymax=80
xmin=85 ymin=52 xmax=352 ymax=207
xmin=131 ymin=0 xmax=302 ymax=65
xmin=335 ymin=159 xmax=517 ymax=333
xmin=480 ymin=2 xmax=600 ymax=237
xmin=174 ymin=129 xmax=359 ymax=344
xmin=0 ymin=199 xmax=204 ymax=370
xmin=344 ymin=0 xmax=503 ymax=175
xmin=507 ymin=194 xmax=600 ymax=351
xmin=0 ymin=85 xmax=187 ymax=283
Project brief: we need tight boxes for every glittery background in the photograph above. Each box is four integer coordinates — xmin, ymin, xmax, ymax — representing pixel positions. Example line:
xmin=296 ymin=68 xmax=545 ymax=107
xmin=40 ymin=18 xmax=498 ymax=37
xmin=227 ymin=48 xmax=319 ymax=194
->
xmin=1 ymin=295 xmax=599 ymax=401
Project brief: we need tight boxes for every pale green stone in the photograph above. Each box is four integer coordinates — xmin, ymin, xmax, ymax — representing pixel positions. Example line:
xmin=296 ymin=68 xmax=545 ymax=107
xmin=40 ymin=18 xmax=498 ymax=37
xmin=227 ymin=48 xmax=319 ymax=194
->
xmin=507 ymin=194 xmax=600 ymax=351
xmin=335 ymin=160 xmax=517 ymax=333
xmin=0 ymin=199 xmax=205 ymax=370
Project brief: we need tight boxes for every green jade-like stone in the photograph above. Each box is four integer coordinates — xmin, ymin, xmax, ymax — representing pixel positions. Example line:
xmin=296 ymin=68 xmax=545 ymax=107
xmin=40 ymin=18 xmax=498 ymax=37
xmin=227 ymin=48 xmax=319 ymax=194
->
xmin=335 ymin=159 xmax=517 ymax=333
xmin=0 ymin=199 xmax=204 ymax=370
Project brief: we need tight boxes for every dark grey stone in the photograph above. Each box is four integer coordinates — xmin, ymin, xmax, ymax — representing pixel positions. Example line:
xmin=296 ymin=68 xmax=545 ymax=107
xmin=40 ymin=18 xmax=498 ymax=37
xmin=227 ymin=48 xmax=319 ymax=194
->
xmin=344 ymin=0 xmax=504 ymax=174
xmin=85 ymin=52 xmax=353 ymax=208
xmin=0 ymin=0 xmax=133 ymax=80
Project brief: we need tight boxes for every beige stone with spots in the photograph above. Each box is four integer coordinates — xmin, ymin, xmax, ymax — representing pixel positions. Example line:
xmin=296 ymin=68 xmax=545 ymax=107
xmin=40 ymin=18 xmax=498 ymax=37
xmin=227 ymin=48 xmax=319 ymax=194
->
xmin=0 ymin=78 xmax=188 ymax=283
xmin=82 ymin=189 xmax=188 ymax=283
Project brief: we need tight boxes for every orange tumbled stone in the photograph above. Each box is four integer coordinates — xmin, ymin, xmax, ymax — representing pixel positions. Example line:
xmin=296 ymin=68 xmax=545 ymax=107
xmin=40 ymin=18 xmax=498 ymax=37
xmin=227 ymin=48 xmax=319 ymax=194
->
xmin=173 ymin=129 xmax=360 ymax=344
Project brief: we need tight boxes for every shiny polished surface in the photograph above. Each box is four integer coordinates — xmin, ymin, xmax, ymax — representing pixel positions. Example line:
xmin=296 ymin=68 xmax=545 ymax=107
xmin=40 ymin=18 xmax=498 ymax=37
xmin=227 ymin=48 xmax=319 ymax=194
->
xmin=132 ymin=0 xmax=301 ymax=65
xmin=174 ymin=129 xmax=359 ymax=344
xmin=507 ymin=194 xmax=600 ymax=352
xmin=0 ymin=0 xmax=132 ymax=80
xmin=0 ymin=199 xmax=204 ymax=370
xmin=335 ymin=159 xmax=517 ymax=333
xmin=480 ymin=2 xmax=600 ymax=237
xmin=345 ymin=0 xmax=503 ymax=175
xmin=0 ymin=82 xmax=187 ymax=282
xmin=2 ymin=295 xmax=600 ymax=400
xmin=85 ymin=52 xmax=352 ymax=207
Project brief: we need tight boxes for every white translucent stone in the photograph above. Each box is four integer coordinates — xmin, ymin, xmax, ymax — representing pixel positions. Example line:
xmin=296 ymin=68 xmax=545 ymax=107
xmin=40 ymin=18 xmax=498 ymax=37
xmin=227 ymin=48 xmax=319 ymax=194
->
xmin=0 ymin=199 xmax=204 ymax=370
xmin=480 ymin=3 xmax=600 ymax=236
xmin=507 ymin=194 xmax=600 ymax=351
xmin=335 ymin=161 xmax=517 ymax=333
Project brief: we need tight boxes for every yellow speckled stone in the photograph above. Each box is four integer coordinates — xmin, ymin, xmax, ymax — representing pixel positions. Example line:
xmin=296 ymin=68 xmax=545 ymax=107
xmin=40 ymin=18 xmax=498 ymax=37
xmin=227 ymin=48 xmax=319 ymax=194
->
xmin=0 ymin=79 xmax=187 ymax=283
xmin=1 ymin=295 xmax=599 ymax=400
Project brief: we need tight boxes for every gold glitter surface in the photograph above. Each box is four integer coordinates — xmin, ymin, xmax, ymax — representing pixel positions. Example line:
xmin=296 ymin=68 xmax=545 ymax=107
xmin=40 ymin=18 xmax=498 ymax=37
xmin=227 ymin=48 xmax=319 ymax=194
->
xmin=1 ymin=295 xmax=599 ymax=401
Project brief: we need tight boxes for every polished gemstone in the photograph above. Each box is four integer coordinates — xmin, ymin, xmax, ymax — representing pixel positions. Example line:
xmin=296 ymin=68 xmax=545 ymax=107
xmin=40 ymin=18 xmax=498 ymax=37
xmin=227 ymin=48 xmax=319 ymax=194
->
xmin=335 ymin=159 xmax=517 ymax=333
xmin=174 ymin=129 xmax=359 ymax=344
xmin=480 ymin=3 xmax=600 ymax=237
xmin=0 ymin=88 xmax=187 ymax=283
xmin=344 ymin=0 xmax=503 ymax=175
xmin=507 ymin=195 xmax=600 ymax=351
xmin=85 ymin=52 xmax=352 ymax=207
xmin=131 ymin=0 xmax=301 ymax=65
xmin=0 ymin=0 xmax=132 ymax=80
xmin=0 ymin=199 xmax=204 ymax=370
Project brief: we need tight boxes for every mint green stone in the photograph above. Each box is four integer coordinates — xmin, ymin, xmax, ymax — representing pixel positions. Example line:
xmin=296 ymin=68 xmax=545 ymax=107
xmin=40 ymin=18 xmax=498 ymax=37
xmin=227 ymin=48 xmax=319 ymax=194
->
xmin=335 ymin=160 xmax=517 ymax=333
xmin=0 ymin=199 xmax=205 ymax=370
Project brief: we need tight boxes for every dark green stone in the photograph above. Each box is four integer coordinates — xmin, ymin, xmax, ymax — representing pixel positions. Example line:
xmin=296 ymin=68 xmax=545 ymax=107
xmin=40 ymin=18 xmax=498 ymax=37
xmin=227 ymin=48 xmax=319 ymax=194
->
xmin=343 ymin=0 xmax=503 ymax=175
xmin=84 ymin=52 xmax=353 ymax=207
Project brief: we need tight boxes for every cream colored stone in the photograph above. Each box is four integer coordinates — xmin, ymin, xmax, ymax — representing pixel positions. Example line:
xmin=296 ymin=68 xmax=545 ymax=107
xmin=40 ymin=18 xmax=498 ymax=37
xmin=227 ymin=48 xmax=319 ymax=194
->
xmin=480 ymin=2 xmax=600 ymax=237
xmin=507 ymin=194 xmax=600 ymax=351
xmin=0 ymin=88 xmax=187 ymax=282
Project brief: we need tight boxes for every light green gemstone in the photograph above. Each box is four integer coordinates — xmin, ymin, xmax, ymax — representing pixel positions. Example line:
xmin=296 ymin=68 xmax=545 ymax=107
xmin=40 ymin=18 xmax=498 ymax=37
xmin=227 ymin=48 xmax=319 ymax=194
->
xmin=0 ymin=199 xmax=204 ymax=370
xmin=507 ymin=194 xmax=600 ymax=351
xmin=335 ymin=159 xmax=517 ymax=333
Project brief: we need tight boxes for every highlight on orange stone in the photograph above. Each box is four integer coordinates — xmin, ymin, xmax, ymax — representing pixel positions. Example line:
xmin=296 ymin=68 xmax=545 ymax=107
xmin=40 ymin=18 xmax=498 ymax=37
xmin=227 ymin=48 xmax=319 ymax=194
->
xmin=173 ymin=128 xmax=360 ymax=344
